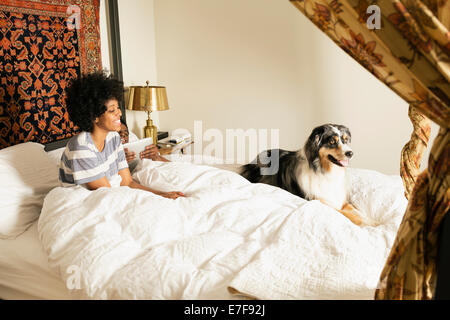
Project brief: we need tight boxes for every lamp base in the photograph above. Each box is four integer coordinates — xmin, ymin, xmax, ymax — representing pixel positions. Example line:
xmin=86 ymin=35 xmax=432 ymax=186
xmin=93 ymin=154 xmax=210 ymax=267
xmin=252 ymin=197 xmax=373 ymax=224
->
xmin=143 ymin=115 xmax=158 ymax=145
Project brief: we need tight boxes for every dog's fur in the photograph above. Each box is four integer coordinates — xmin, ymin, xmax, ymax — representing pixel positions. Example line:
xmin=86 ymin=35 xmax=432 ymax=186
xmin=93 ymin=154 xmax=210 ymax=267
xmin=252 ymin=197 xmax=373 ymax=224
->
xmin=240 ymin=124 xmax=363 ymax=225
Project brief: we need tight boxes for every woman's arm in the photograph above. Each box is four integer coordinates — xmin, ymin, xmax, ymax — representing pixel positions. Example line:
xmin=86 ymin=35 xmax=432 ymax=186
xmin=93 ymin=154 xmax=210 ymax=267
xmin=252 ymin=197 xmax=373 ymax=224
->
xmin=85 ymin=176 xmax=111 ymax=190
xmin=84 ymin=170 xmax=179 ymax=198
xmin=118 ymin=168 xmax=185 ymax=199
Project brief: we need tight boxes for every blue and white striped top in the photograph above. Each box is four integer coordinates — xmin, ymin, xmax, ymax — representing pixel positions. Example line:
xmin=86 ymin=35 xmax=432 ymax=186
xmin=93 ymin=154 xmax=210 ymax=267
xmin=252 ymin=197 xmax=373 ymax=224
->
xmin=59 ymin=131 xmax=128 ymax=187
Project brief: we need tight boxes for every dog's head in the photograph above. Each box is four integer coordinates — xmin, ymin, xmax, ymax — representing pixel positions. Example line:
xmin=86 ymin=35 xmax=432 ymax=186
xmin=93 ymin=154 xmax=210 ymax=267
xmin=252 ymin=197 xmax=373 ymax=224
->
xmin=304 ymin=124 xmax=353 ymax=172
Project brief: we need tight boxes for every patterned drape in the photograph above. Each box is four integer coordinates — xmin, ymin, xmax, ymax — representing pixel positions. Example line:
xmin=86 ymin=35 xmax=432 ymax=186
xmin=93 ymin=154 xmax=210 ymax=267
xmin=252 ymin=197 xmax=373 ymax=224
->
xmin=0 ymin=0 xmax=102 ymax=149
xmin=400 ymin=106 xmax=431 ymax=198
xmin=290 ymin=0 xmax=449 ymax=299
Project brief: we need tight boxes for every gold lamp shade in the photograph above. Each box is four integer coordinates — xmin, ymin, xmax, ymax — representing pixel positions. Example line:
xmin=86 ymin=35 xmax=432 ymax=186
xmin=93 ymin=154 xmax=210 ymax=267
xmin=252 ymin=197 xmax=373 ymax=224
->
xmin=126 ymin=85 xmax=169 ymax=112
xmin=126 ymin=82 xmax=169 ymax=144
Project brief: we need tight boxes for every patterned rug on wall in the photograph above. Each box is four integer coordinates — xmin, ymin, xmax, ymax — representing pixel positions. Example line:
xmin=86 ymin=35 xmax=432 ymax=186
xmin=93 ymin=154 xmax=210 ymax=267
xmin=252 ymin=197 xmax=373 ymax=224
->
xmin=0 ymin=0 xmax=102 ymax=149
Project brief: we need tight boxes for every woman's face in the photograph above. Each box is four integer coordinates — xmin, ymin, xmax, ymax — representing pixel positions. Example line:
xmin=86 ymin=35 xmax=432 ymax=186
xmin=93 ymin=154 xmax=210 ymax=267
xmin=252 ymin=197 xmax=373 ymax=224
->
xmin=95 ymin=99 xmax=122 ymax=132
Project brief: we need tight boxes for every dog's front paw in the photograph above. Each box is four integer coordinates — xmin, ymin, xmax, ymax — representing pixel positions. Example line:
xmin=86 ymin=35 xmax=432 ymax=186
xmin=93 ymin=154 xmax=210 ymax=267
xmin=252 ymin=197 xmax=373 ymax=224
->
xmin=338 ymin=204 xmax=363 ymax=226
xmin=342 ymin=204 xmax=378 ymax=227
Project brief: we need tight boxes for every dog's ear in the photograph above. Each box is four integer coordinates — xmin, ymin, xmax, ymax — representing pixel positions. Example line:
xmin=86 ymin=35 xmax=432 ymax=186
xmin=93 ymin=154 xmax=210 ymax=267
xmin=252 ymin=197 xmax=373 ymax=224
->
xmin=304 ymin=126 xmax=325 ymax=171
xmin=314 ymin=133 xmax=321 ymax=145
xmin=309 ymin=126 xmax=325 ymax=147
xmin=337 ymin=125 xmax=351 ymax=142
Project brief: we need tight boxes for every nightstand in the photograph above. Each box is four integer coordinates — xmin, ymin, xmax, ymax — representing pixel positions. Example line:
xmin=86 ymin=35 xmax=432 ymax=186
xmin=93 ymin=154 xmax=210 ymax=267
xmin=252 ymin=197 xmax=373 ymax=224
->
xmin=157 ymin=139 xmax=193 ymax=155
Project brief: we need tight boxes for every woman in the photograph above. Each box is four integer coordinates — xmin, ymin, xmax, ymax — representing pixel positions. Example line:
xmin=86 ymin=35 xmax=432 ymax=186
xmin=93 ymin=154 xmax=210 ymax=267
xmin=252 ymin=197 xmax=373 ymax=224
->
xmin=59 ymin=71 xmax=185 ymax=199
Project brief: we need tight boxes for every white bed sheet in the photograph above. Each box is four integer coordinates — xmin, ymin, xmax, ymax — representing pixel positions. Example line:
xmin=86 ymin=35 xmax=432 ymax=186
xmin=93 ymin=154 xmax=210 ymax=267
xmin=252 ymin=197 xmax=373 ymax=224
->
xmin=0 ymin=221 xmax=72 ymax=300
xmin=0 ymin=150 xmax=243 ymax=300
xmin=1 ymin=150 xmax=406 ymax=300
xmin=36 ymin=157 xmax=406 ymax=299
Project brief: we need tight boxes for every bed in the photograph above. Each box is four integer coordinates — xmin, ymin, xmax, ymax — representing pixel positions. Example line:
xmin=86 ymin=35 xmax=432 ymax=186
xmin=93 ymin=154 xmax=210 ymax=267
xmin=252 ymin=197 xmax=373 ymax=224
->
xmin=0 ymin=141 xmax=410 ymax=300
xmin=0 ymin=222 xmax=71 ymax=300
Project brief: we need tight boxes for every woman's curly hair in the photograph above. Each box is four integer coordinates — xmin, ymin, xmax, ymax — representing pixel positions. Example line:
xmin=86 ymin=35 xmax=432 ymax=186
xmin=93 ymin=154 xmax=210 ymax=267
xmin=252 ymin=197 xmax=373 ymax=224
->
xmin=65 ymin=71 xmax=124 ymax=132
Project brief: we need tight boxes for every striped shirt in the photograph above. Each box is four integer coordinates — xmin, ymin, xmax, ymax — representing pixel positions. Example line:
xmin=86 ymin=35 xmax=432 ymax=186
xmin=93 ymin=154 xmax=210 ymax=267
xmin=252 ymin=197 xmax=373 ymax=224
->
xmin=59 ymin=131 xmax=128 ymax=187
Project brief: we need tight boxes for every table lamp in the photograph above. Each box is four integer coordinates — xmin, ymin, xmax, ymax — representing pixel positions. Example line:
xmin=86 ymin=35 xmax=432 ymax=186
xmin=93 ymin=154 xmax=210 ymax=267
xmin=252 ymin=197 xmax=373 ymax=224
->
xmin=126 ymin=81 xmax=169 ymax=144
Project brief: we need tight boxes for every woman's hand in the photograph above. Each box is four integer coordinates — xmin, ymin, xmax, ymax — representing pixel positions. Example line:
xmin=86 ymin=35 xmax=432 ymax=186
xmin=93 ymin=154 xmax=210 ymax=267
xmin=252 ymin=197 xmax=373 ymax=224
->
xmin=120 ymin=172 xmax=186 ymax=200
xmin=159 ymin=191 xmax=186 ymax=199
xmin=124 ymin=148 xmax=136 ymax=163
xmin=140 ymin=144 xmax=169 ymax=162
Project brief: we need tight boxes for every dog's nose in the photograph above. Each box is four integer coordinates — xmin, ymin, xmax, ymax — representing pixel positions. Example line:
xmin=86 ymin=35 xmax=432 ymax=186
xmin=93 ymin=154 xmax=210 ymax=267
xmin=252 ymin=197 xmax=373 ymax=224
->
xmin=345 ymin=151 xmax=353 ymax=158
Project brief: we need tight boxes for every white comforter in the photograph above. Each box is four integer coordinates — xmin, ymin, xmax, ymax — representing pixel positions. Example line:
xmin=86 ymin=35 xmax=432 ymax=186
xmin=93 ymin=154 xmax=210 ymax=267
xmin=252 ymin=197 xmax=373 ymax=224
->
xmin=38 ymin=159 xmax=407 ymax=300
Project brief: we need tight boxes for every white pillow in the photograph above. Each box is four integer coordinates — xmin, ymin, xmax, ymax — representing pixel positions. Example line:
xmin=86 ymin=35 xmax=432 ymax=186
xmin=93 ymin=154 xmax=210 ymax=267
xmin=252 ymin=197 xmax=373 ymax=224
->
xmin=46 ymin=146 xmax=65 ymax=165
xmin=0 ymin=142 xmax=59 ymax=239
xmin=346 ymin=168 xmax=407 ymax=226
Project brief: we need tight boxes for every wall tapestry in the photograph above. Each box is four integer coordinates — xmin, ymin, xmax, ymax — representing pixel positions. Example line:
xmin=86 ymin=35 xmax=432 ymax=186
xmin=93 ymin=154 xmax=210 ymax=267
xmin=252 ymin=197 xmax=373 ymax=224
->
xmin=0 ymin=0 xmax=102 ymax=149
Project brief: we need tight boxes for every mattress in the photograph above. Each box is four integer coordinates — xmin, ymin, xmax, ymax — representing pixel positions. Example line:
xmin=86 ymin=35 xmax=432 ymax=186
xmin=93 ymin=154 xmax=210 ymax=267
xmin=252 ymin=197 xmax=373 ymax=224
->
xmin=0 ymin=221 xmax=72 ymax=300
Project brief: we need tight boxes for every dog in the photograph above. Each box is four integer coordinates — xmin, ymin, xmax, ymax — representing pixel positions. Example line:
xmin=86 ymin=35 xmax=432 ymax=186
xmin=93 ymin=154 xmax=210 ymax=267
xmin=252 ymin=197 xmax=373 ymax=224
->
xmin=240 ymin=124 xmax=364 ymax=225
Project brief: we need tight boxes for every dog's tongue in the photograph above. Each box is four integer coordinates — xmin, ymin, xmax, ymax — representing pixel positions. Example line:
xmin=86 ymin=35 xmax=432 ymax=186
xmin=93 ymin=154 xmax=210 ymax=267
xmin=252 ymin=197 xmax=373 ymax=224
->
xmin=339 ymin=159 xmax=349 ymax=167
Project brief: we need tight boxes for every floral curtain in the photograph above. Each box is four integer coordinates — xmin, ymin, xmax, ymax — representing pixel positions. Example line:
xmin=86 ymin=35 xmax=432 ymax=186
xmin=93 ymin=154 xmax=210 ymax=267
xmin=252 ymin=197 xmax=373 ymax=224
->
xmin=290 ymin=0 xmax=449 ymax=299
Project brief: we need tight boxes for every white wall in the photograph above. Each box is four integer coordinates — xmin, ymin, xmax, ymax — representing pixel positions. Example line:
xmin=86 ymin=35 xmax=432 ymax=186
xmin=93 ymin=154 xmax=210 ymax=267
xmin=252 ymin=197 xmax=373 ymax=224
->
xmin=106 ymin=0 xmax=437 ymax=175
xmin=99 ymin=0 xmax=159 ymax=138
xmin=152 ymin=0 xmax=439 ymax=174
xmin=99 ymin=0 xmax=111 ymax=72
xmin=154 ymin=0 xmax=316 ymax=162
xmin=117 ymin=0 xmax=160 ymax=139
